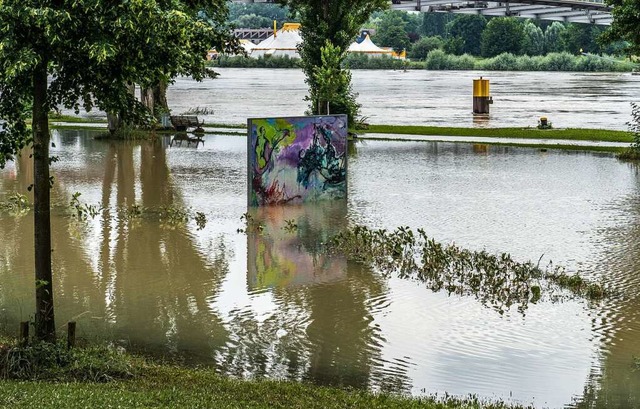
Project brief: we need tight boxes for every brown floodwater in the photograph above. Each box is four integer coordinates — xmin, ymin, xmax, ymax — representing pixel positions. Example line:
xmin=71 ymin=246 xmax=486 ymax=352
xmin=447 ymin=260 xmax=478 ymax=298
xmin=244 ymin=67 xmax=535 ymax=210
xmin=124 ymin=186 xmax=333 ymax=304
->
xmin=1 ymin=130 xmax=640 ymax=408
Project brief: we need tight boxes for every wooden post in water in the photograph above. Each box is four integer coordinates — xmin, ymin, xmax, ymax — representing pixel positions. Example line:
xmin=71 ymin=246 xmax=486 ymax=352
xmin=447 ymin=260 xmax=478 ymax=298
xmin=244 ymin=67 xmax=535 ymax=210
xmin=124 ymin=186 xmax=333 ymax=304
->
xmin=19 ymin=321 xmax=29 ymax=347
xmin=67 ymin=321 xmax=76 ymax=349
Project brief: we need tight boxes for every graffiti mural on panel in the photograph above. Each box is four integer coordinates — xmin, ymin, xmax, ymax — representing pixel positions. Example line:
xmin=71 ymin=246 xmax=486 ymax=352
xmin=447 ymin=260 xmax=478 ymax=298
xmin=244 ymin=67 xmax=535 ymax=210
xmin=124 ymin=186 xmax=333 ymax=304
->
xmin=248 ymin=115 xmax=347 ymax=206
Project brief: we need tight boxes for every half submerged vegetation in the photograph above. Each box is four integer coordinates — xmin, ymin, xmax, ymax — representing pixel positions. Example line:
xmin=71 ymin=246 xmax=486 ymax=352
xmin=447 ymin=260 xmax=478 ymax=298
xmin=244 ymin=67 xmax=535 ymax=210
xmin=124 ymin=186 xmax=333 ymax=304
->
xmin=329 ymin=225 xmax=608 ymax=314
xmin=617 ymin=102 xmax=640 ymax=161
xmin=0 ymin=193 xmax=207 ymax=231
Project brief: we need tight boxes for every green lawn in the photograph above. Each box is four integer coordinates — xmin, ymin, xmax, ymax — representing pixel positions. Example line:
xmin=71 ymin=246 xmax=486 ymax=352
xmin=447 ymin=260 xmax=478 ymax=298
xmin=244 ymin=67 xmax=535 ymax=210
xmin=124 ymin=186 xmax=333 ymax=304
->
xmin=0 ymin=365 xmax=529 ymax=409
xmin=364 ymin=125 xmax=632 ymax=143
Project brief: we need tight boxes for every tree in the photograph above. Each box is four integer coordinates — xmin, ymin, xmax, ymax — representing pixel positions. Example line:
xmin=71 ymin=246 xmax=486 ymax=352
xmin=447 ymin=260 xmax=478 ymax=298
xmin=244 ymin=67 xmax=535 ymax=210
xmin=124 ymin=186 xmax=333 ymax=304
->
xmin=277 ymin=0 xmax=387 ymax=123
xmin=481 ymin=17 xmax=525 ymax=57
xmin=0 ymin=0 xmax=234 ymax=342
xmin=521 ymin=21 xmax=545 ymax=56
xmin=419 ymin=12 xmax=456 ymax=37
xmin=544 ymin=22 xmax=567 ymax=54
xmin=233 ymin=14 xmax=274 ymax=29
xmin=228 ymin=2 xmax=292 ymax=25
xmin=604 ymin=0 xmax=640 ymax=55
xmin=313 ymin=41 xmax=353 ymax=115
xmin=562 ymin=23 xmax=602 ymax=54
xmin=375 ymin=13 xmax=411 ymax=52
xmin=446 ymin=14 xmax=487 ymax=56
xmin=409 ymin=36 xmax=444 ymax=60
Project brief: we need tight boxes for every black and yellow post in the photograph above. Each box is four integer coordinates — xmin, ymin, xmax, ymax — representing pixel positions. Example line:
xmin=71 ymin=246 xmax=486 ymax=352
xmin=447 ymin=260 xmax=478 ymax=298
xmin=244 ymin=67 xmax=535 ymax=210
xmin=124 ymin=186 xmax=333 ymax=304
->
xmin=473 ymin=77 xmax=493 ymax=115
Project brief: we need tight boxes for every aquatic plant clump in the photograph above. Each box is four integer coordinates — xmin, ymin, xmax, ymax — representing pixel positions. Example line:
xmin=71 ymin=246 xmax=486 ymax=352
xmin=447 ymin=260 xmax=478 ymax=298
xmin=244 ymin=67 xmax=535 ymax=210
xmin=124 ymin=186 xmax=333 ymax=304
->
xmin=330 ymin=225 xmax=608 ymax=314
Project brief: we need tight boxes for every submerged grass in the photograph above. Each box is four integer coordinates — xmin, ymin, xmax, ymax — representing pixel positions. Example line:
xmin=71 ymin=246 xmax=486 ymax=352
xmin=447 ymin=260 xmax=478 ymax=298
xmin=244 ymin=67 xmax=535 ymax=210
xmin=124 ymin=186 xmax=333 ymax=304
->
xmin=0 ymin=335 xmax=534 ymax=409
xmin=330 ymin=225 xmax=608 ymax=314
xmin=365 ymin=125 xmax=632 ymax=143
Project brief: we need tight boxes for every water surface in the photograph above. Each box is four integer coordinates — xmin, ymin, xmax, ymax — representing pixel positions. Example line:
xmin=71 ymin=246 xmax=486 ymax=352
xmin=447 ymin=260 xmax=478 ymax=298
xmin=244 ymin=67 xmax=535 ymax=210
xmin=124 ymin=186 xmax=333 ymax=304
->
xmin=1 ymin=130 xmax=640 ymax=408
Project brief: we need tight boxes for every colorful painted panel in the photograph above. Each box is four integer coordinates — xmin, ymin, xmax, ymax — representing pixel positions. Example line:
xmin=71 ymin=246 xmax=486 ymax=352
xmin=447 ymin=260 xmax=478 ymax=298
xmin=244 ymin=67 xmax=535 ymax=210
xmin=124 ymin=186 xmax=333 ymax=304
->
xmin=248 ymin=115 xmax=347 ymax=206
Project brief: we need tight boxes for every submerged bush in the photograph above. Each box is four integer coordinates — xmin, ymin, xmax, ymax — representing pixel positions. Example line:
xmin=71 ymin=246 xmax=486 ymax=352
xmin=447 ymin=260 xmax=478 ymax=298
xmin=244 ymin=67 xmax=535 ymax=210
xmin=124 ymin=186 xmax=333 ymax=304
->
xmin=618 ymin=102 xmax=640 ymax=160
xmin=330 ymin=225 xmax=608 ymax=314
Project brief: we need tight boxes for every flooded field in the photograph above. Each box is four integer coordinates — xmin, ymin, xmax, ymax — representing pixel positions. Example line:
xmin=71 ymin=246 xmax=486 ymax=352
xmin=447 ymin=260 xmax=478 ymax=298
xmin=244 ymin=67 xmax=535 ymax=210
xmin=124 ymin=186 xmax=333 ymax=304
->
xmin=163 ymin=69 xmax=638 ymax=130
xmin=1 ymin=130 xmax=640 ymax=408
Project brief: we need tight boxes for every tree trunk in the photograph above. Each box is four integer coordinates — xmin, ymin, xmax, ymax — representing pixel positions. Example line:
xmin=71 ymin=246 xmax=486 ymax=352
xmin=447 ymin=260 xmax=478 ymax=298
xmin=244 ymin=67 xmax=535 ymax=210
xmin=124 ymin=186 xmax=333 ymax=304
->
xmin=32 ymin=59 xmax=56 ymax=342
xmin=107 ymin=83 xmax=136 ymax=133
xmin=142 ymin=81 xmax=169 ymax=124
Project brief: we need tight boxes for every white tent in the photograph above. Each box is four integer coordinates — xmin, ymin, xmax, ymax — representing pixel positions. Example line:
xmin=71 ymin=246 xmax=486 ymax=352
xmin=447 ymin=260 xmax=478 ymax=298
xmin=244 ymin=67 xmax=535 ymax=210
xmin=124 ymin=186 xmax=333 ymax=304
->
xmin=251 ymin=23 xmax=302 ymax=59
xmin=240 ymin=39 xmax=256 ymax=54
xmin=347 ymin=35 xmax=394 ymax=58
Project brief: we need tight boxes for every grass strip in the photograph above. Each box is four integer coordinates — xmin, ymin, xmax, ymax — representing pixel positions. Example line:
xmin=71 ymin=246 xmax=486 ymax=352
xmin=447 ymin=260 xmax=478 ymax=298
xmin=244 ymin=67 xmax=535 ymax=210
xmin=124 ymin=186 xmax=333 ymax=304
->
xmin=365 ymin=125 xmax=632 ymax=143
xmin=0 ymin=336 xmax=531 ymax=409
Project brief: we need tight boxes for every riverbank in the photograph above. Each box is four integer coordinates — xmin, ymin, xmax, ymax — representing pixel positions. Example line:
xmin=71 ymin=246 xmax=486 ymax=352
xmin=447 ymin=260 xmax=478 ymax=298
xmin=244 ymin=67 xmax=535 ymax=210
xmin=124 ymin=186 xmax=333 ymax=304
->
xmin=0 ymin=338 xmax=528 ymax=409
xmin=47 ymin=120 xmax=633 ymax=152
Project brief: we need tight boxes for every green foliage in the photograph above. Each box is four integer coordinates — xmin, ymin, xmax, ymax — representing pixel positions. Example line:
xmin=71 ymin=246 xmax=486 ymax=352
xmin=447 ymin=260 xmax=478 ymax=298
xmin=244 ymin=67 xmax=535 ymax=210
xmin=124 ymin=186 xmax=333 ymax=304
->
xmin=481 ymin=18 xmax=525 ymax=57
xmin=278 ymin=0 xmax=387 ymax=124
xmin=233 ymin=14 xmax=274 ymax=29
xmin=228 ymin=2 xmax=292 ymax=26
xmin=604 ymin=0 xmax=640 ymax=55
xmin=409 ymin=36 xmax=444 ymax=60
xmin=0 ymin=339 xmax=134 ymax=381
xmin=446 ymin=14 xmax=487 ymax=56
xmin=0 ymin=193 xmax=31 ymax=216
xmin=544 ymin=22 xmax=567 ymax=53
xmin=374 ymin=12 xmax=411 ymax=53
xmin=562 ymin=23 xmax=604 ymax=54
xmin=617 ymin=102 xmax=640 ymax=160
xmin=343 ymin=54 xmax=415 ymax=70
xmin=330 ymin=225 xmax=608 ymax=315
xmin=365 ymin=124 xmax=632 ymax=143
xmin=211 ymin=55 xmax=301 ymax=68
xmin=419 ymin=12 xmax=456 ymax=37
xmin=443 ymin=36 xmax=465 ymax=56
xmin=521 ymin=22 xmax=545 ymax=56
xmin=313 ymin=41 xmax=355 ymax=115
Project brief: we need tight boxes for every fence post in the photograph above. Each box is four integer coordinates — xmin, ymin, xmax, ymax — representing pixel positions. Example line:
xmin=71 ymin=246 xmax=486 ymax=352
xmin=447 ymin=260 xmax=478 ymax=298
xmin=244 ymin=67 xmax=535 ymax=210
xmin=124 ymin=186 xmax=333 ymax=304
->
xmin=67 ymin=321 xmax=76 ymax=349
xmin=19 ymin=321 xmax=29 ymax=347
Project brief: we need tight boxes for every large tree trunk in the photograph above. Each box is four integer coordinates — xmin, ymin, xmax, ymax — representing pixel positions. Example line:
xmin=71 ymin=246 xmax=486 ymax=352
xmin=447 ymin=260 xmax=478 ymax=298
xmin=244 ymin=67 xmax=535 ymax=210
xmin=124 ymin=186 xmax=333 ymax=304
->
xmin=32 ymin=59 xmax=56 ymax=342
xmin=107 ymin=83 xmax=136 ymax=133
xmin=141 ymin=81 xmax=169 ymax=124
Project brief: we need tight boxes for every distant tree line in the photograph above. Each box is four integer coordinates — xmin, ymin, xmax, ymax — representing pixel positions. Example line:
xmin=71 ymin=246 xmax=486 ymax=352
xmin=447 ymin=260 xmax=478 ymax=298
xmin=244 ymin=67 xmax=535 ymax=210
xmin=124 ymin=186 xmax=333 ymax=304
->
xmin=227 ymin=4 xmax=629 ymax=61
xmin=367 ymin=11 xmax=628 ymax=60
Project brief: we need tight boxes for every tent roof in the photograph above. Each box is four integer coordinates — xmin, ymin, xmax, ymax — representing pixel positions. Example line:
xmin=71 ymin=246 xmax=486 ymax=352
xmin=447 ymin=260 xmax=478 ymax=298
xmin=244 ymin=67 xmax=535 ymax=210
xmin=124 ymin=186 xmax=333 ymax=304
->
xmin=252 ymin=24 xmax=302 ymax=52
xmin=347 ymin=35 xmax=392 ymax=54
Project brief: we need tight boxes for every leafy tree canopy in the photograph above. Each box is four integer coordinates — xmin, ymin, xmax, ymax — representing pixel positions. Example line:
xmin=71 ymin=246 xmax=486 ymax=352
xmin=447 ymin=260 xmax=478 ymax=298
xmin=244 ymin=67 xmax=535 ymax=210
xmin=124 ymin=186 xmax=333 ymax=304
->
xmin=277 ymin=0 xmax=387 ymax=122
xmin=604 ymin=0 xmax=640 ymax=56
xmin=481 ymin=17 xmax=524 ymax=58
xmin=446 ymin=14 xmax=486 ymax=56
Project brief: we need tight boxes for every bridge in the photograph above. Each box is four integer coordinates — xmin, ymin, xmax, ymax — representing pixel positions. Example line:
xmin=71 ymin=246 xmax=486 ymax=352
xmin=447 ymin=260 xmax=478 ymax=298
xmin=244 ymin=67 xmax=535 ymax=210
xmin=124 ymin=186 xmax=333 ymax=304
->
xmin=232 ymin=0 xmax=613 ymax=25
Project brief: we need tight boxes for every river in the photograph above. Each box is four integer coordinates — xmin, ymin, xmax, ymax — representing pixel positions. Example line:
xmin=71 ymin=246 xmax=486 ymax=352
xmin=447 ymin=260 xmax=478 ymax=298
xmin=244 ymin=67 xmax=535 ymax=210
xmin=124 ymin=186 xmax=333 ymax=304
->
xmin=162 ymin=69 xmax=639 ymax=130
xmin=1 ymin=129 xmax=640 ymax=408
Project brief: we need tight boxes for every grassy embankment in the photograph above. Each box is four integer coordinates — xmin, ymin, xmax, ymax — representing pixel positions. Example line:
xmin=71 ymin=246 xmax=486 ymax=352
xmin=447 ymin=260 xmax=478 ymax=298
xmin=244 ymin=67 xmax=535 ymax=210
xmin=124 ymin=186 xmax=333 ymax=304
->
xmin=363 ymin=125 xmax=632 ymax=153
xmin=0 ymin=337 xmax=528 ymax=409
xmin=45 ymin=115 xmax=632 ymax=152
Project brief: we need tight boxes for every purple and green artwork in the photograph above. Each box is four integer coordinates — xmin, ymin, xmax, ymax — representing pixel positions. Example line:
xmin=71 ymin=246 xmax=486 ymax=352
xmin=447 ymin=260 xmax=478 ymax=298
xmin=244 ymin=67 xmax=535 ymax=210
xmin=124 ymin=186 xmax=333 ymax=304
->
xmin=248 ymin=115 xmax=347 ymax=206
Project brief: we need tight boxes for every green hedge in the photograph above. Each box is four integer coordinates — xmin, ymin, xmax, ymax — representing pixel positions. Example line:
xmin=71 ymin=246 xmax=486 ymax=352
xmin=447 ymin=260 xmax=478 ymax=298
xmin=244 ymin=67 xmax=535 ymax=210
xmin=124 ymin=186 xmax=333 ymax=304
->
xmin=208 ymin=52 xmax=635 ymax=72
xmin=425 ymin=50 xmax=635 ymax=72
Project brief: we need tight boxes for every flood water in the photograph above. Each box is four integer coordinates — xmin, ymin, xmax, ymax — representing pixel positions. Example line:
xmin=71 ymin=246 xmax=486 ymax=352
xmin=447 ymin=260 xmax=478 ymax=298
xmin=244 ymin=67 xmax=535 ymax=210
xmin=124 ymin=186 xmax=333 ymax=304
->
xmin=167 ymin=69 xmax=639 ymax=130
xmin=1 ymin=130 xmax=640 ymax=408
xmin=63 ymin=69 xmax=640 ymax=131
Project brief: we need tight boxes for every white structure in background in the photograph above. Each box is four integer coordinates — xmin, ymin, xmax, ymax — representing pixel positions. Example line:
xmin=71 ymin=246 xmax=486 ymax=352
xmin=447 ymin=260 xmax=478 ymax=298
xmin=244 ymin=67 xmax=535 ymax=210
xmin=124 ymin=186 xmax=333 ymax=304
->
xmin=251 ymin=23 xmax=302 ymax=58
xmin=240 ymin=39 xmax=256 ymax=54
xmin=347 ymin=35 xmax=397 ymax=58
